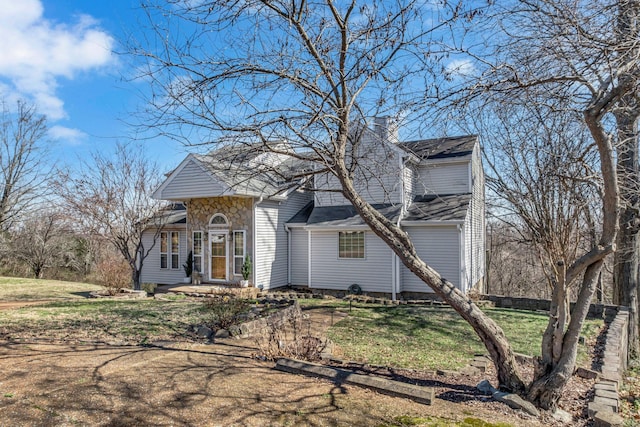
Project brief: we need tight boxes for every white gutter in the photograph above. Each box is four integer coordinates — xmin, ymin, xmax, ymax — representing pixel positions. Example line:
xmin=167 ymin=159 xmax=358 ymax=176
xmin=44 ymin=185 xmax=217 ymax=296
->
xmin=401 ymin=220 xmax=465 ymax=226
xmin=302 ymin=225 xmax=371 ymax=231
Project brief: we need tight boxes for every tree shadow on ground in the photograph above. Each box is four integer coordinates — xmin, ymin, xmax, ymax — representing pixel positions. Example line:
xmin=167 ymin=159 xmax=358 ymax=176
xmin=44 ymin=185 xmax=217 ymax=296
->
xmin=0 ymin=339 xmax=411 ymax=427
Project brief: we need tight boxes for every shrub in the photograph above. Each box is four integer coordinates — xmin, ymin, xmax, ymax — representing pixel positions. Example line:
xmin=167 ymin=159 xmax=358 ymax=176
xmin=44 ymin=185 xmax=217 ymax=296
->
xmin=254 ymin=304 xmax=326 ymax=362
xmin=142 ymin=282 xmax=157 ymax=295
xmin=203 ymin=296 xmax=251 ymax=329
xmin=93 ymin=258 xmax=131 ymax=295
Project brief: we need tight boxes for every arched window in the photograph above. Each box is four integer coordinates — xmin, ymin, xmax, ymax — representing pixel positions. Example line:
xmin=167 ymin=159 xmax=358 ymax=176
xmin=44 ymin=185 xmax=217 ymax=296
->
xmin=209 ymin=213 xmax=229 ymax=227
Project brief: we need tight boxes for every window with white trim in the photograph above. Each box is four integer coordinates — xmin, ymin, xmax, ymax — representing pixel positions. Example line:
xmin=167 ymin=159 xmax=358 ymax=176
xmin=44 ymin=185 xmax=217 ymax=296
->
xmin=192 ymin=231 xmax=203 ymax=273
xmin=170 ymin=231 xmax=180 ymax=269
xmin=338 ymin=231 xmax=365 ymax=259
xmin=233 ymin=230 xmax=246 ymax=275
xmin=160 ymin=231 xmax=168 ymax=269
xmin=210 ymin=214 xmax=228 ymax=227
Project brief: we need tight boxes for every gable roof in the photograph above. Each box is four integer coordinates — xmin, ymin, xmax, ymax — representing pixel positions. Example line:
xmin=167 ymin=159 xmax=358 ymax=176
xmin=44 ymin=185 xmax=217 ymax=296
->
xmin=154 ymin=143 xmax=308 ymax=201
xmin=399 ymin=135 xmax=477 ymax=160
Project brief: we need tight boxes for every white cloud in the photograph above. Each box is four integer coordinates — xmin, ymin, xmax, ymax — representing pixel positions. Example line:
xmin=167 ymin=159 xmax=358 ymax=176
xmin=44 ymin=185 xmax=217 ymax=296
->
xmin=445 ymin=59 xmax=476 ymax=78
xmin=48 ymin=125 xmax=88 ymax=146
xmin=0 ymin=0 xmax=115 ymax=120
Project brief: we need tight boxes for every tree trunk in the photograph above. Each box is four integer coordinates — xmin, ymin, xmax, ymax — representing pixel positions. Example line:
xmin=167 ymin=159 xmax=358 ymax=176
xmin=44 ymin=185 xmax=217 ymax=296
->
xmin=132 ymin=266 xmax=141 ymax=291
xmin=613 ymin=108 xmax=640 ymax=356
xmin=612 ymin=0 xmax=640 ymax=358
xmin=529 ymin=261 xmax=603 ymax=409
xmin=335 ymin=161 xmax=527 ymax=394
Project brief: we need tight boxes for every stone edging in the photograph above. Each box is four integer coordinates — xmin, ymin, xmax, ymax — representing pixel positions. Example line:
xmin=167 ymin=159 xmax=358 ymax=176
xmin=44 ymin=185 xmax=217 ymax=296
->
xmin=587 ymin=307 xmax=628 ymax=427
xmin=274 ymin=358 xmax=435 ymax=405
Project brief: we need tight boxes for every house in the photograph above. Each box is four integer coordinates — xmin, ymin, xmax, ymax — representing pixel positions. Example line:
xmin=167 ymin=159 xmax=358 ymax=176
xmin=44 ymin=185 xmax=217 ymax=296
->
xmin=140 ymin=118 xmax=486 ymax=298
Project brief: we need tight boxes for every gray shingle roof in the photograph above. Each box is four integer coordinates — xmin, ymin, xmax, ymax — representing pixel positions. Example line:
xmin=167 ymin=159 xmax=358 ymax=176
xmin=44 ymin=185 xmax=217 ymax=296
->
xmin=152 ymin=203 xmax=187 ymax=225
xmin=404 ymin=194 xmax=471 ymax=222
xmin=305 ymin=204 xmax=402 ymax=227
xmin=399 ymin=135 xmax=477 ymax=159
xmin=192 ymin=153 xmax=306 ymax=198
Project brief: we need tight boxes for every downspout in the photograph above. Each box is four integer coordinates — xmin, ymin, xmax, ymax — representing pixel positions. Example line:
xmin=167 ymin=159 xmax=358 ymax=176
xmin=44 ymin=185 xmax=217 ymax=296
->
xmin=285 ymin=224 xmax=291 ymax=285
xmin=393 ymin=154 xmax=411 ymax=301
xmin=307 ymin=228 xmax=312 ymax=288
xmin=469 ymin=156 xmax=474 ymax=290
xmin=391 ymin=251 xmax=396 ymax=301
xmin=253 ymin=196 xmax=263 ymax=289
xmin=458 ymin=223 xmax=465 ymax=292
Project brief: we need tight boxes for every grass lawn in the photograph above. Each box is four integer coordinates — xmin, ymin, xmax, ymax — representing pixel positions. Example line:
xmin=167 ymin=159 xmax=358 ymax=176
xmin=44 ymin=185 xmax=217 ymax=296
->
xmin=0 ymin=297 xmax=207 ymax=344
xmin=300 ymin=300 xmax=603 ymax=371
xmin=0 ymin=278 xmax=603 ymax=373
xmin=0 ymin=276 xmax=104 ymax=300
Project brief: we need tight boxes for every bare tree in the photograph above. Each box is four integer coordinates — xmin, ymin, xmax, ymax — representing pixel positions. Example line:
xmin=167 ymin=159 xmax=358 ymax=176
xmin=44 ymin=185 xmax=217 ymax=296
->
xmin=10 ymin=210 xmax=71 ymax=279
xmin=0 ymin=100 xmax=51 ymax=232
xmin=443 ymin=0 xmax=637 ymax=408
xmin=132 ymin=0 xmax=530 ymax=398
xmin=54 ymin=143 xmax=166 ymax=290
xmin=487 ymin=221 xmax=550 ymax=298
xmin=480 ymin=102 xmax=602 ymax=300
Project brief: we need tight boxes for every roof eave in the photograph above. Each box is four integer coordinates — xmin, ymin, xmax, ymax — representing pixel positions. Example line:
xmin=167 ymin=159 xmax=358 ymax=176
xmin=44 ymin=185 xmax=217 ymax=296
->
xmin=401 ymin=220 xmax=464 ymax=226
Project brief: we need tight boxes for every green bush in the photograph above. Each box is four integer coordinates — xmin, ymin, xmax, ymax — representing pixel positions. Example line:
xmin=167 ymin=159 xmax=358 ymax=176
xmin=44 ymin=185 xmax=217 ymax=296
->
xmin=203 ymin=296 xmax=251 ymax=329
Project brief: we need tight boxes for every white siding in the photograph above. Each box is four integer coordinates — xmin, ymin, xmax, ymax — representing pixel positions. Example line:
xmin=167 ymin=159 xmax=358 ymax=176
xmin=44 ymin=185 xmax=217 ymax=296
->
xmin=160 ymin=158 xmax=227 ymax=199
xmin=140 ymin=227 xmax=188 ymax=285
xmin=290 ymin=228 xmax=308 ymax=285
xmin=255 ymin=191 xmax=311 ymax=289
xmin=309 ymin=230 xmax=393 ymax=293
xmin=469 ymin=145 xmax=486 ymax=289
xmin=400 ymin=226 xmax=461 ymax=292
xmin=414 ymin=162 xmax=470 ymax=196
xmin=402 ymin=164 xmax=413 ymax=209
xmin=314 ymin=130 xmax=403 ymax=206
xmin=314 ymin=173 xmax=349 ymax=206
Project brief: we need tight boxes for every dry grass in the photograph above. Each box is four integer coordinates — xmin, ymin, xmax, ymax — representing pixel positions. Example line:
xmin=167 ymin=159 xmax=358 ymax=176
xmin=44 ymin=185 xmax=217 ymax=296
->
xmin=0 ymin=276 xmax=104 ymax=301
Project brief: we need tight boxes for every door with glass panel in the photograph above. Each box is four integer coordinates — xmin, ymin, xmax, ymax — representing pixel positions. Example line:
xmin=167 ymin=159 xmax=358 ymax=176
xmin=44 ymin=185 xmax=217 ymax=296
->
xmin=209 ymin=232 xmax=227 ymax=281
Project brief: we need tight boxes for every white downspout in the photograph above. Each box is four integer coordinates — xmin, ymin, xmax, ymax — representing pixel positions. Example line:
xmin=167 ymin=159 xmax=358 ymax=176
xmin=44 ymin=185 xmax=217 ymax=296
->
xmin=391 ymin=250 xmax=396 ymax=301
xmin=307 ymin=229 xmax=312 ymax=288
xmin=285 ymin=224 xmax=291 ymax=285
xmin=458 ymin=223 xmax=465 ymax=292
xmin=392 ymin=154 xmax=411 ymax=301
xmin=253 ymin=196 xmax=263 ymax=289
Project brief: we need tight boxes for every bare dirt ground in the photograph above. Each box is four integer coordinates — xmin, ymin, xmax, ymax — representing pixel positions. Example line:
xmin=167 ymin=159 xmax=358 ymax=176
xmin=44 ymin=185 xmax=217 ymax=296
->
xmin=0 ymin=339 xmax=548 ymax=427
xmin=0 ymin=304 xmax=590 ymax=427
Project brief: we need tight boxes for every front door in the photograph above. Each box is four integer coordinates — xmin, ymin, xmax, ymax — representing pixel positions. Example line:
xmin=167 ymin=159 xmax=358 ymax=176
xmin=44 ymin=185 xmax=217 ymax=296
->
xmin=209 ymin=232 xmax=228 ymax=281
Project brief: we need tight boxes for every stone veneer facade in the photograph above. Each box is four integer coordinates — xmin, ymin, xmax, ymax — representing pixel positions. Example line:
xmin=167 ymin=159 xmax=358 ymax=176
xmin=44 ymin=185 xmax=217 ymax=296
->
xmin=185 ymin=197 xmax=254 ymax=284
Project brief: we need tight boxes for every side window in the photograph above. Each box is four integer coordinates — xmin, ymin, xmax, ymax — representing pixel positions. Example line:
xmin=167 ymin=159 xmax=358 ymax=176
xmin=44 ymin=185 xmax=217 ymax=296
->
xmin=160 ymin=232 xmax=168 ymax=269
xmin=193 ymin=231 xmax=203 ymax=273
xmin=338 ymin=231 xmax=365 ymax=259
xmin=233 ymin=230 xmax=245 ymax=275
xmin=170 ymin=231 xmax=180 ymax=269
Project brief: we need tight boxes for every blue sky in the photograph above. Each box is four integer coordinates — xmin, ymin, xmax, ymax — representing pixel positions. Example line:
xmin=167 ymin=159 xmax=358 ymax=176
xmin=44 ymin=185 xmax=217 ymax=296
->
xmin=0 ymin=0 xmax=187 ymax=172
xmin=0 ymin=0 xmax=476 ymax=173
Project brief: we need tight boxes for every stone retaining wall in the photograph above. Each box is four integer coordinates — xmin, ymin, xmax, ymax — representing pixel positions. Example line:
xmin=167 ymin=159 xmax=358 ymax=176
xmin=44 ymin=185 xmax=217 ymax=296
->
xmin=230 ymin=302 xmax=301 ymax=339
xmin=587 ymin=307 xmax=628 ymax=427
xmin=479 ymin=294 xmax=620 ymax=319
